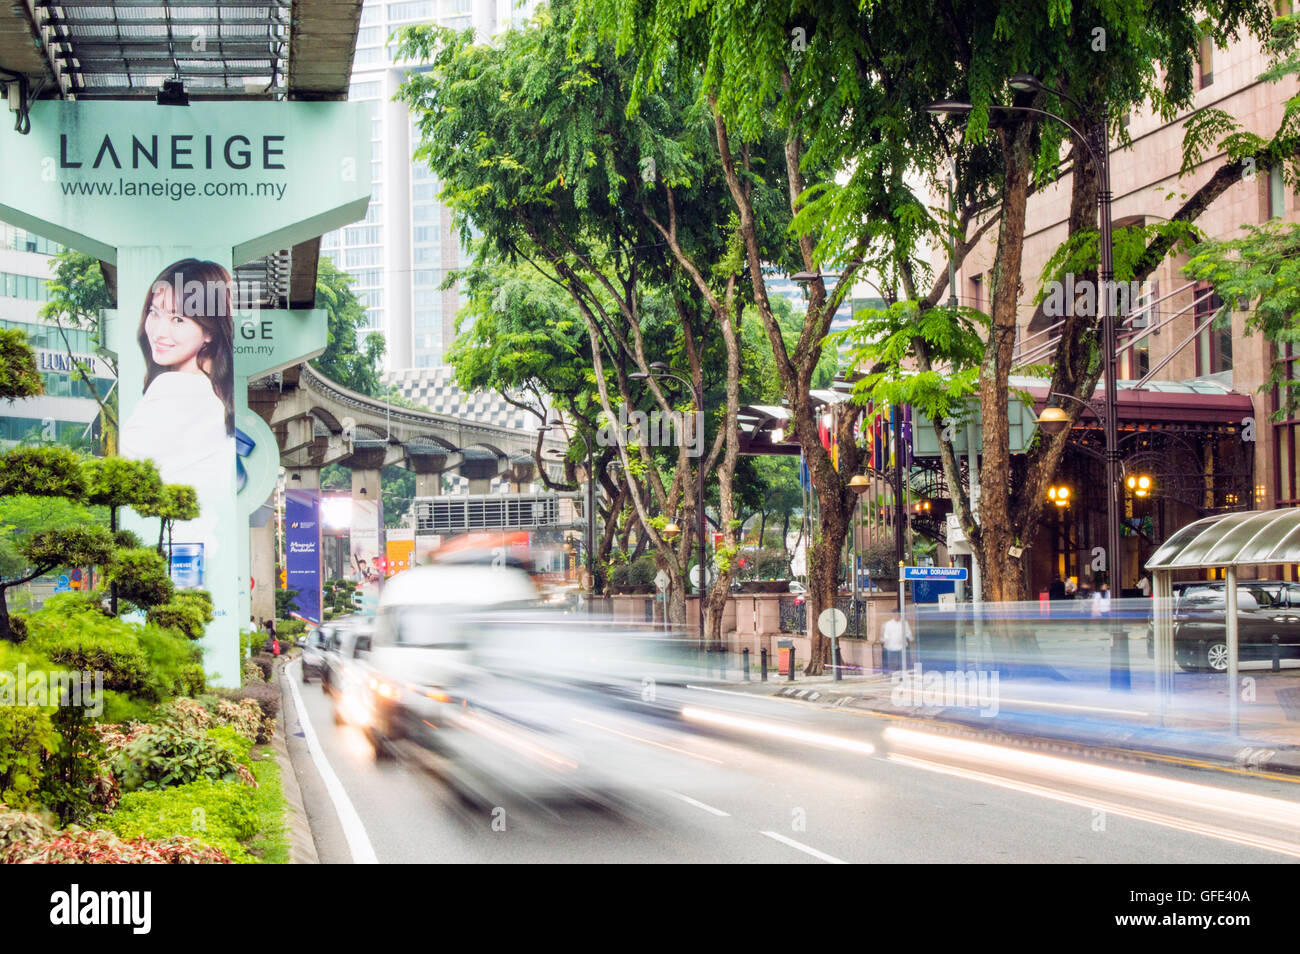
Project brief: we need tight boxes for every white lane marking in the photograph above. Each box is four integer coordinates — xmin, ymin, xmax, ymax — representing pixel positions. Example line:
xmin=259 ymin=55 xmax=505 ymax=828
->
xmin=662 ymin=790 xmax=731 ymax=817
xmin=760 ymin=830 xmax=847 ymax=864
xmin=284 ymin=660 xmax=379 ymax=864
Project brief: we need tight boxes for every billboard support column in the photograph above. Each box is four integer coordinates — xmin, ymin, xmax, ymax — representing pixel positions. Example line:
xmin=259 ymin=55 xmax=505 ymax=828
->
xmin=250 ymin=518 xmax=276 ymax=625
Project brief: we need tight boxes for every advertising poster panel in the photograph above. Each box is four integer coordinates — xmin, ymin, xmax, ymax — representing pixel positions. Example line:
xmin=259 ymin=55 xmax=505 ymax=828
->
xmin=285 ymin=489 xmax=323 ymax=624
xmin=385 ymin=528 xmax=414 ymax=577
xmin=349 ymin=497 xmax=384 ymax=611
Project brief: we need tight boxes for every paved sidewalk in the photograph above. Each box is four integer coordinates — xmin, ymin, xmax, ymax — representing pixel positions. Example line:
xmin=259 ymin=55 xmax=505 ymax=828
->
xmin=701 ymin=665 xmax=1300 ymax=776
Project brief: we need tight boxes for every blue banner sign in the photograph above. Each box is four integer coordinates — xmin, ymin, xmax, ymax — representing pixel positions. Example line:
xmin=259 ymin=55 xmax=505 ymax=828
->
xmin=902 ymin=566 xmax=968 ymax=582
xmin=285 ymin=489 xmax=323 ymax=625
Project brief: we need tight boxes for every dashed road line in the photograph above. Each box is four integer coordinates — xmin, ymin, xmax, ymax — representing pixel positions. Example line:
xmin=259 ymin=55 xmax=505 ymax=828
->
xmin=662 ymin=789 xmax=731 ymax=817
xmin=760 ymin=830 xmax=847 ymax=864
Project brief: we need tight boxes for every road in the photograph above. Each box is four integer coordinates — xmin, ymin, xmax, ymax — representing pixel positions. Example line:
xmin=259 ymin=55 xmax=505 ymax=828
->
xmin=281 ymin=660 xmax=1300 ymax=864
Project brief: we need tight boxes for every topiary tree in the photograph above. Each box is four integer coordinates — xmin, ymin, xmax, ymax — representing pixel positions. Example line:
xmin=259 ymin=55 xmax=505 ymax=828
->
xmin=135 ymin=484 xmax=199 ymax=564
xmin=84 ymin=457 xmax=165 ymax=614
xmin=0 ymin=526 xmax=115 ymax=642
xmin=106 ymin=547 xmax=174 ymax=613
xmin=145 ymin=589 xmax=214 ymax=640
xmin=0 ymin=446 xmax=87 ymax=501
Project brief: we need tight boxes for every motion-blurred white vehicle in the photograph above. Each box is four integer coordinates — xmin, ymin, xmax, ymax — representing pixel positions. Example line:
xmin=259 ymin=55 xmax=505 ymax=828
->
xmin=361 ymin=563 xmax=540 ymax=758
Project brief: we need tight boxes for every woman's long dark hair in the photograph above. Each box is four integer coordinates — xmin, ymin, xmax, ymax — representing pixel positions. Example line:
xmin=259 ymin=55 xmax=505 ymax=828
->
xmin=138 ymin=259 xmax=235 ymax=436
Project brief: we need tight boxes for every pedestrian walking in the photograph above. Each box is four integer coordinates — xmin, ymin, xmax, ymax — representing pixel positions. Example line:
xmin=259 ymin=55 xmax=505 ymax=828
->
xmin=881 ymin=610 xmax=912 ymax=674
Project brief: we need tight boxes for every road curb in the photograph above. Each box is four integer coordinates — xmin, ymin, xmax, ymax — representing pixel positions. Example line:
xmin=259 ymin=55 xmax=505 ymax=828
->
xmin=274 ymin=656 xmax=320 ymax=865
xmin=767 ymin=684 xmax=1300 ymax=777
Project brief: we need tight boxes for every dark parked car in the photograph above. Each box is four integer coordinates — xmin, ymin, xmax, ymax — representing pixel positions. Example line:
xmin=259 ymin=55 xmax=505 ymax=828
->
xmin=1164 ymin=581 xmax=1300 ymax=672
xmin=298 ymin=626 xmax=328 ymax=683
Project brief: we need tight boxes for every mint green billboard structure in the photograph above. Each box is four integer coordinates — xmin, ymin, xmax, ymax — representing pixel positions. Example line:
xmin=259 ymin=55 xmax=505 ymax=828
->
xmin=0 ymin=101 xmax=369 ymax=685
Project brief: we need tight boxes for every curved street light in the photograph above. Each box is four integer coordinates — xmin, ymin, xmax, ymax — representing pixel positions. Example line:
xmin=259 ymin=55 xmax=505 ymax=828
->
xmin=929 ymin=77 xmax=1128 ymax=689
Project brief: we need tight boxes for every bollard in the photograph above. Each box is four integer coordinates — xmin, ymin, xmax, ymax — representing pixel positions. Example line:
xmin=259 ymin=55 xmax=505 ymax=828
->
xmin=761 ymin=648 xmax=768 ymax=682
xmin=788 ymin=647 xmax=796 ymax=682
xmin=834 ymin=644 xmax=843 ymax=682
xmin=743 ymin=647 xmax=750 ymax=682
xmin=1273 ymin=634 xmax=1282 ymax=673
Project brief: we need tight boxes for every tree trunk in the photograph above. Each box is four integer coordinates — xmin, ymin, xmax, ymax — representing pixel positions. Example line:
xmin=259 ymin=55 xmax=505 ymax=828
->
xmin=0 ymin=585 xmax=13 ymax=642
xmin=109 ymin=505 xmax=119 ymax=616
xmin=974 ymin=120 xmax=1035 ymax=603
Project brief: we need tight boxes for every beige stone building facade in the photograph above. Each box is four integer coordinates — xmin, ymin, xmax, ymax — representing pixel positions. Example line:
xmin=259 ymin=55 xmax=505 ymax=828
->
xmin=950 ymin=29 xmax=1300 ymax=590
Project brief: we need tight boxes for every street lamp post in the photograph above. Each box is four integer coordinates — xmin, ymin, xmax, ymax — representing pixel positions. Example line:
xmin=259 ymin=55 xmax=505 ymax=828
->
xmin=928 ymin=78 xmax=1128 ymax=689
xmin=631 ymin=364 xmax=706 ymax=649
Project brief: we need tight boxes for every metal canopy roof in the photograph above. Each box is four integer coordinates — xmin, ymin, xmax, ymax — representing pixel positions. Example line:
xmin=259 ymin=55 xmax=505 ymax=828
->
xmin=1145 ymin=507 xmax=1300 ymax=570
xmin=38 ymin=0 xmax=290 ymax=99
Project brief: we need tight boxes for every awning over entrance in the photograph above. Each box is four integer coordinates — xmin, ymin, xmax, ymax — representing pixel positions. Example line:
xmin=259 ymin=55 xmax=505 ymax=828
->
xmin=1145 ymin=507 xmax=1300 ymax=570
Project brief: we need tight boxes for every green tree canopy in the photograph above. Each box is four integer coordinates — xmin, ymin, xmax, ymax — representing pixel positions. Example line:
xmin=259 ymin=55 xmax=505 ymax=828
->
xmin=312 ymin=256 xmax=387 ymax=397
xmin=0 ymin=329 xmax=43 ymax=402
xmin=0 ymin=446 xmax=87 ymax=500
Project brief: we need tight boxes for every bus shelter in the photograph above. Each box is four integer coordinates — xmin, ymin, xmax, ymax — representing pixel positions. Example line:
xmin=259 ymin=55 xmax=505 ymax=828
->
xmin=1145 ymin=507 xmax=1300 ymax=732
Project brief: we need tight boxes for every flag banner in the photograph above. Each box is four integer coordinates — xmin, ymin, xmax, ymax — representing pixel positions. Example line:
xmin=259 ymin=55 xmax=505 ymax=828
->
xmin=285 ymin=489 xmax=322 ymax=625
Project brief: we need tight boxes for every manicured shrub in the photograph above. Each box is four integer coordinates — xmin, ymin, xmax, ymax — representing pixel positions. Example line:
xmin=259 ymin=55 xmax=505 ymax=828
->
xmin=242 ymin=659 xmax=265 ymax=685
xmin=0 ymin=808 xmax=229 ymax=864
xmin=104 ymin=779 xmax=258 ymax=863
xmin=135 ymin=622 xmax=205 ymax=700
xmin=250 ymin=653 xmax=275 ymax=682
xmin=110 ymin=721 xmax=244 ymax=792
xmin=212 ymin=699 xmax=261 ymax=743
xmin=276 ymin=619 xmax=307 ymax=638
xmin=215 ymin=683 xmax=279 ymax=744
xmin=159 ymin=698 xmax=212 ymax=732
xmin=26 ymin=601 xmax=149 ymax=694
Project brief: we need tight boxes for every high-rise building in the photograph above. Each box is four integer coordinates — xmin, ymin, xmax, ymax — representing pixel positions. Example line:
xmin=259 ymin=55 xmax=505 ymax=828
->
xmin=0 ymin=224 xmax=112 ymax=448
xmin=321 ymin=0 xmax=539 ymax=372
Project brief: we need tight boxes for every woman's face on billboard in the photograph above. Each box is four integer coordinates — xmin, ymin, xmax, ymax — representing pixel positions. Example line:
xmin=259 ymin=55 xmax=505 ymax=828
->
xmin=144 ymin=282 xmax=210 ymax=374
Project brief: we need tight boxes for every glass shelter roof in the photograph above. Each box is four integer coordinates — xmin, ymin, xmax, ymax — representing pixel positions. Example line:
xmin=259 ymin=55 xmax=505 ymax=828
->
xmin=1145 ymin=508 xmax=1300 ymax=570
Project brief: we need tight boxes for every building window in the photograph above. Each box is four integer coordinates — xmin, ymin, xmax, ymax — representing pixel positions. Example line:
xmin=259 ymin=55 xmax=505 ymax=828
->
xmin=0 ymin=271 xmax=51 ymax=301
xmin=1194 ymin=281 xmax=1230 ymax=375
xmin=345 ymin=225 xmax=381 ymax=246
xmin=1198 ymin=36 xmax=1214 ymax=88
xmin=345 ymin=246 xmax=381 ymax=268
xmin=969 ymin=274 xmax=984 ymax=313
xmin=1269 ymin=164 xmax=1286 ymax=218
xmin=388 ymin=0 xmax=434 ymax=22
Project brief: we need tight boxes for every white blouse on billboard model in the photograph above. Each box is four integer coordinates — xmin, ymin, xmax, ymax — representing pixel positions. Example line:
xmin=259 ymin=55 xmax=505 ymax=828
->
xmin=120 ymin=370 xmax=235 ymax=508
xmin=120 ymin=258 xmax=238 ymax=552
